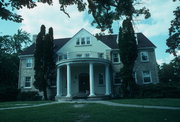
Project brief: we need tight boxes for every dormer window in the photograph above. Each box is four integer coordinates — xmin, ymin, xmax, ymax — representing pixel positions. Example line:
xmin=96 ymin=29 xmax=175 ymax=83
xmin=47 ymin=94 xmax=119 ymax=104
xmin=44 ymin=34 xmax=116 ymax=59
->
xmin=76 ymin=38 xmax=80 ymax=45
xmin=86 ymin=37 xmax=91 ymax=44
xmin=76 ymin=37 xmax=91 ymax=46
xmin=81 ymin=37 xmax=85 ymax=45
xmin=140 ymin=51 xmax=149 ymax=62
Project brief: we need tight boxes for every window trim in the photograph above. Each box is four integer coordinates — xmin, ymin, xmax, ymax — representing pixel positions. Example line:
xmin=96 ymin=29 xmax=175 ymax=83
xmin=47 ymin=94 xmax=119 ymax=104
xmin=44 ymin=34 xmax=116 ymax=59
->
xmin=26 ymin=58 xmax=32 ymax=68
xmin=140 ymin=51 xmax=149 ymax=62
xmin=24 ymin=76 xmax=32 ymax=88
xmin=112 ymin=52 xmax=120 ymax=63
xmin=142 ymin=71 xmax=152 ymax=84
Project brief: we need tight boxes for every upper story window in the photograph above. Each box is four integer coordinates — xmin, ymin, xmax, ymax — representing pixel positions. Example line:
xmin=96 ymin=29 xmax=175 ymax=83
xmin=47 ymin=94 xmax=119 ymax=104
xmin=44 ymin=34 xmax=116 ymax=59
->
xmin=112 ymin=52 xmax=120 ymax=63
xmin=142 ymin=71 xmax=152 ymax=84
xmin=76 ymin=38 xmax=80 ymax=45
xmin=98 ymin=73 xmax=104 ymax=85
xmin=140 ymin=52 xmax=149 ymax=62
xmin=76 ymin=37 xmax=91 ymax=46
xmin=24 ymin=76 xmax=31 ymax=88
xmin=98 ymin=53 xmax=104 ymax=58
xmin=26 ymin=58 xmax=32 ymax=68
xmin=81 ymin=37 xmax=85 ymax=45
xmin=85 ymin=53 xmax=90 ymax=57
xmin=86 ymin=37 xmax=91 ymax=44
xmin=77 ymin=54 xmax=82 ymax=58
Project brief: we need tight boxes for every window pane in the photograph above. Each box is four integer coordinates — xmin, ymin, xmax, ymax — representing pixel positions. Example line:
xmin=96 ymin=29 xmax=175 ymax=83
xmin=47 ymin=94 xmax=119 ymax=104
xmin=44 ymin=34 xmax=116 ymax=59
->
xmin=98 ymin=53 xmax=104 ymax=58
xmin=86 ymin=37 xmax=90 ymax=44
xmin=76 ymin=38 xmax=80 ymax=45
xmin=81 ymin=38 xmax=85 ymax=45
xmin=141 ymin=52 xmax=148 ymax=61
xmin=113 ymin=53 xmax=119 ymax=62
xmin=85 ymin=53 xmax=90 ymax=57
xmin=26 ymin=58 xmax=32 ymax=67
xmin=144 ymin=77 xmax=151 ymax=83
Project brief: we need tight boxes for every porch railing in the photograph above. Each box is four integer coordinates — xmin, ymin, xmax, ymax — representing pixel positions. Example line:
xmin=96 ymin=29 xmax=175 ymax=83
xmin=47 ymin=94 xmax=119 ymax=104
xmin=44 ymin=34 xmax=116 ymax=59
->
xmin=58 ymin=51 xmax=110 ymax=61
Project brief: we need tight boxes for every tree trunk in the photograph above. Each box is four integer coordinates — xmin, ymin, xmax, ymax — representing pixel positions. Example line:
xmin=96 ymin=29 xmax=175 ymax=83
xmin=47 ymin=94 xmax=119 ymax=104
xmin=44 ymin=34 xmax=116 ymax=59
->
xmin=43 ymin=88 xmax=48 ymax=100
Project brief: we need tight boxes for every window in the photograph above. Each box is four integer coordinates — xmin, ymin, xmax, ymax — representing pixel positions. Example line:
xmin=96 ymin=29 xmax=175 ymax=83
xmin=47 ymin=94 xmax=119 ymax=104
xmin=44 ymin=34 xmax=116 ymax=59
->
xmin=76 ymin=54 xmax=82 ymax=58
xmin=86 ymin=37 xmax=91 ymax=44
xmin=112 ymin=53 xmax=120 ymax=63
xmin=81 ymin=37 xmax=85 ymax=45
xmin=85 ymin=53 xmax=90 ymax=57
xmin=140 ymin=52 xmax=149 ymax=62
xmin=25 ymin=76 xmax=31 ymax=88
xmin=64 ymin=54 xmax=67 ymax=59
xmin=114 ymin=72 xmax=121 ymax=84
xmin=26 ymin=58 xmax=32 ymax=68
xmin=59 ymin=55 xmax=63 ymax=61
xmin=76 ymin=38 xmax=80 ymax=45
xmin=99 ymin=73 xmax=104 ymax=85
xmin=98 ymin=53 xmax=104 ymax=58
xmin=142 ymin=71 xmax=151 ymax=84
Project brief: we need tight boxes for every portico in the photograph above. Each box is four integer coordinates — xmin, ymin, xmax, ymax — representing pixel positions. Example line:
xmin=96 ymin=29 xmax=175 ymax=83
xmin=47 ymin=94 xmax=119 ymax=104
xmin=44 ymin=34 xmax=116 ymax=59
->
xmin=56 ymin=61 xmax=111 ymax=99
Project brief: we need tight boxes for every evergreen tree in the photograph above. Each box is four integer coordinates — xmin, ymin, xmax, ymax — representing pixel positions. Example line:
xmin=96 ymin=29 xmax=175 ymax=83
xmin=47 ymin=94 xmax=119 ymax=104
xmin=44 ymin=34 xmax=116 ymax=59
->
xmin=118 ymin=18 xmax=138 ymax=97
xmin=34 ymin=25 xmax=47 ymax=100
xmin=34 ymin=25 xmax=55 ymax=100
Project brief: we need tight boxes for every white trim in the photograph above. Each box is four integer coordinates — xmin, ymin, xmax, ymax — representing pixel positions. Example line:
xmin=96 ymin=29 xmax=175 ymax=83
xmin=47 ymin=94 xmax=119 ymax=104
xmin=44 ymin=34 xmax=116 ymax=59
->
xmin=142 ymin=71 xmax=152 ymax=84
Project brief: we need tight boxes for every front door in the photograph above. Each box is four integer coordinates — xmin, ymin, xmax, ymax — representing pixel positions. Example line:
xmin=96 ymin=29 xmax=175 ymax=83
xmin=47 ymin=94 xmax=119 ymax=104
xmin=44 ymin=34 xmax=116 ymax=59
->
xmin=79 ymin=73 xmax=89 ymax=93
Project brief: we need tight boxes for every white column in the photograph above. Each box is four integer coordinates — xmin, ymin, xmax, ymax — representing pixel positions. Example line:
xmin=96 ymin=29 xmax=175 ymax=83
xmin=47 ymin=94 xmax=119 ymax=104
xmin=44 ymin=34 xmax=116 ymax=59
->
xmin=56 ymin=67 xmax=60 ymax=97
xmin=66 ymin=64 xmax=72 ymax=97
xmin=105 ymin=64 xmax=110 ymax=95
xmin=89 ymin=63 xmax=95 ymax=97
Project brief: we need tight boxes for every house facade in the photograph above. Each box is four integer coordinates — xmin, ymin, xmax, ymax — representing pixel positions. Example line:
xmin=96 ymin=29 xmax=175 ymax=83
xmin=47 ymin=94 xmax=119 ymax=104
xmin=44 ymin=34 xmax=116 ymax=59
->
xmin=18 ymin=28 xmax=159 ymax=100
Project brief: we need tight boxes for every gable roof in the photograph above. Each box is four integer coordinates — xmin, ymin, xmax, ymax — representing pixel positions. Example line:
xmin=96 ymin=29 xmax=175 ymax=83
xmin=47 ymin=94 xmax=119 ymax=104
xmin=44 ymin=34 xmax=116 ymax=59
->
xmin=20 ymin=33 xmax=156 ymax=56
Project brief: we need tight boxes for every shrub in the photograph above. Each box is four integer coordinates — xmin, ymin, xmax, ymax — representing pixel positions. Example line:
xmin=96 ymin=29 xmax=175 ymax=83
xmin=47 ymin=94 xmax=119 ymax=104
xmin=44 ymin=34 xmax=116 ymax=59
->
xmin=17 ymin=91 xmax=42 ymax=101
xmin=0 ymin=86 xmax=19 ymax=102
xmin=138 ymin=82 xmax=180 ymax=98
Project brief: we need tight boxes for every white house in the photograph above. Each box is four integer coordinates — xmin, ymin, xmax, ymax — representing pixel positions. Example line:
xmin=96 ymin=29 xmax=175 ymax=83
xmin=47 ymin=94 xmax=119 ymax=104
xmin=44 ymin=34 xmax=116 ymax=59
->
xmin=18 ymin=28 xmax=159 ymax=100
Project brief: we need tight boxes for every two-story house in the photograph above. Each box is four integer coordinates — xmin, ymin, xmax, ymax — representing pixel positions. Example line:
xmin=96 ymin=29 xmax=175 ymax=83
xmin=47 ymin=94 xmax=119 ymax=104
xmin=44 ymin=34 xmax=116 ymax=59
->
xmin=18 ymin=28 xmax=159 ymax=100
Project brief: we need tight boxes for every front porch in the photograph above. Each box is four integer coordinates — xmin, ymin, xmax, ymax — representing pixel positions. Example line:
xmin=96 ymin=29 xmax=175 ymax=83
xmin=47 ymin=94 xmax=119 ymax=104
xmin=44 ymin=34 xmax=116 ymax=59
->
xmin=56 ymin=61 xmax=112 ymax=100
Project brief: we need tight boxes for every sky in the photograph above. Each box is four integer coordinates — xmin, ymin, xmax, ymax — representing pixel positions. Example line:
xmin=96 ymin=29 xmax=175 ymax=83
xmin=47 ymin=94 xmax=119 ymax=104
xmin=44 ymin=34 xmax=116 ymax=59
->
xmin=0 ymin=0 xmax=179 ymax=65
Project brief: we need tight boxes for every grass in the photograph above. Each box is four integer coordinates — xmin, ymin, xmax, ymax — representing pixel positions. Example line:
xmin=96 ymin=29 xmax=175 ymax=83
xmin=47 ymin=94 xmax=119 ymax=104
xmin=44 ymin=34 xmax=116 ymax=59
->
xmin=110 ymin=98 xmax=180 ymax=107
xmin=0 ymin=103 xmax=180 ymax=122
xmin=0 ymin=101 xmax=51 ymax=108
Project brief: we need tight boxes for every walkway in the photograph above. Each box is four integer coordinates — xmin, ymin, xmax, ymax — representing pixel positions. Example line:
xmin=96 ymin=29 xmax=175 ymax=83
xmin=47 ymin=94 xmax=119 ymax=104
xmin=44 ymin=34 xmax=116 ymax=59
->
xmin=0 ymin=100 xmax=180 ymax=111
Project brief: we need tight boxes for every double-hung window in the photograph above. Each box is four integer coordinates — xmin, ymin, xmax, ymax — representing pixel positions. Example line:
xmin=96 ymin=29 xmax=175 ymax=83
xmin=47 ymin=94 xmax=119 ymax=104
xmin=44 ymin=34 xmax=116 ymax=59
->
xmin=26 ymin=58 xmax=32 ymax=68
xmin=142 ymin=71 xmax=152 ymax=84
xmin=140 ymin=52 xmax=149 ymax=62
xmin=112 ymin=52 xmax=120 ymax=63
xmin=24 ymin=76 xmax=31 ymax=88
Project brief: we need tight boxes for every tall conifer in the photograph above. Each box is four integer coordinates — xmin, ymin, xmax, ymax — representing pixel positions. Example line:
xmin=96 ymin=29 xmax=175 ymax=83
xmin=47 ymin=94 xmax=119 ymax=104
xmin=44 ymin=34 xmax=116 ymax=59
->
xmin=118 ymin=18 xmax=138 ymax=97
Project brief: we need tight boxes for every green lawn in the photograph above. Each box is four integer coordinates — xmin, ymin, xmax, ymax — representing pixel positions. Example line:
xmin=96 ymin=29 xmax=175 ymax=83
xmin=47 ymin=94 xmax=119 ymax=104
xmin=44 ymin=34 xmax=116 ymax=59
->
xmin=0 ymin=103 xmax=180 ymax=122
xmin=0 ymin=101 xmax=51 ymax=108
xmin=110 ymin=98 xmax=180 ymax=107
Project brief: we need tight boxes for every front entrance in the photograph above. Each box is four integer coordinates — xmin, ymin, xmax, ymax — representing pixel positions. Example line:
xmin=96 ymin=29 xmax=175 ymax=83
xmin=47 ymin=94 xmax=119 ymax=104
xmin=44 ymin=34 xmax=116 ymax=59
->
xmin=79 ymin=73 xmax=89 ymax=93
